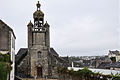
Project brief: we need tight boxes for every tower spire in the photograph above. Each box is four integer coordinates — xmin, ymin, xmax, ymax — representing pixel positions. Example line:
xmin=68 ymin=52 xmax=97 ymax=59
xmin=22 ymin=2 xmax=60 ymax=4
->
xmin=36 ymin=1 xmax=41 ymax=10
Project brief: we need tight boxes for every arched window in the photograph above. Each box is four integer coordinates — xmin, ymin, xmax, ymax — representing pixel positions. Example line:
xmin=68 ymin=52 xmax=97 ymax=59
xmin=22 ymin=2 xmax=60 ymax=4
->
xmin=38 ymin=51 xmax=41 ymax=58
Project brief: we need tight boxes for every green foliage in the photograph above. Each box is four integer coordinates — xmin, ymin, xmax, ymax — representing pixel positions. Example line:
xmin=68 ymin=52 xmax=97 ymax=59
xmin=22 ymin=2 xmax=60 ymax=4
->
xmin=80 ymin=67 xmax=93 ymax=75
xmin=113 ymin=76 xmax=120 ymax=80
xmin=0 ymin=53 xmax=12 ymax=80
xmin=0 ymin=62 xmax=7 ymax=80
xmin=58 ymin=67 xmax=120 ymax=80
xmin=0 ymin=53 xmax=11 ymax=63
xmin=112 ymin=73 xmax=120 ymax=80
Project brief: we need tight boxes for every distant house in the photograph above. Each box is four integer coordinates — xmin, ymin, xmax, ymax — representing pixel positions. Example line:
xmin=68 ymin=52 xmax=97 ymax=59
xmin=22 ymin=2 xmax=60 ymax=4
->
xmin=90 ymin=56 xmax=112 ymax=68
xmin=97 ymin=53 xmax=120 ymax=70
xmin=83 ymin=60 xmax=91 ymax=67
xmin=108 ymin=50 xmax=120 ymax=62
xmin=0 ymin=20 xmax=16 ymax=80
xmin=97 ymin=62 xmax=111 ymax=69
xmin=109 ymin=61 xmax=120 ymax=70
xmin=97 ymin=61 xmax=120 ymax=70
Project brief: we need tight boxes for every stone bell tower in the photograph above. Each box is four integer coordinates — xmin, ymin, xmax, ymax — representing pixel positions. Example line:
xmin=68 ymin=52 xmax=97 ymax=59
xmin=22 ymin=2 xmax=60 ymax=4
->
xmin=27 ymin=1 xmax=50 ymax=78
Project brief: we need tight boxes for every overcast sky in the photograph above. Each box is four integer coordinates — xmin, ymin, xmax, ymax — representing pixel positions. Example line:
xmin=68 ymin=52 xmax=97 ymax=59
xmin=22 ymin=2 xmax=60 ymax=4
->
xmin=0 ymin=0 xmax=120 ymax=56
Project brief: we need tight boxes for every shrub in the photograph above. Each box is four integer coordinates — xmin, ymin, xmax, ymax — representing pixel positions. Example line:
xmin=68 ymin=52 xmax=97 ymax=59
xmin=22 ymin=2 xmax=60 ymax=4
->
xmin=0 ymin=62 xmax=8 ymax=80
xmin=57 ymin=67 xmax=120 ymax=80
xmin=0 ymin=53 xmax=12 ymax=80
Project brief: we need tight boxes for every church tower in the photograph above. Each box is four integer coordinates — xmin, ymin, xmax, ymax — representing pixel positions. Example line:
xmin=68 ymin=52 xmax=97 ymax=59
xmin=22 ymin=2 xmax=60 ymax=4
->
xmin=27 ymin=1 xmax=50 ymax=78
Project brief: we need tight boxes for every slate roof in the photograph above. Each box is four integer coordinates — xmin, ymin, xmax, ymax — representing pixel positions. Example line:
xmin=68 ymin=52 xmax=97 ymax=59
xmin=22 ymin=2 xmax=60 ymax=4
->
xmin=15 ymin=48 xmax=28 ymax=62
xmin=48 ymin=48 xmax=69 ymax=64
xmin=110 ymin=62 xmax=120 ymax=68
xmin=97 ymin=62 xmax=111 ymax=69
xmin=49 ymin=48 xmax=59 ymax=57
xmin=15 ymin=47 xmax=69 ymax=66
xmin=61 ymin=57 xmax=69 ymax=62
xmin=57 ymin=57 xmax=68 ymax=63
xmin=16 ymin=48 xmax=58 ymax=63
xmin=97 ymin=61 xmax=120 ymax=69
xmin=83 ymin=60 xmax=91 ymax=63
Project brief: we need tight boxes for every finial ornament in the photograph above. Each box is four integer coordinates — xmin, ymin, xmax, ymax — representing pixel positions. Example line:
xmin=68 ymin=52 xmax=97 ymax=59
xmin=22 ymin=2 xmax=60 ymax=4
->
xmin=36 ymin=1 xmax=41 ymax=10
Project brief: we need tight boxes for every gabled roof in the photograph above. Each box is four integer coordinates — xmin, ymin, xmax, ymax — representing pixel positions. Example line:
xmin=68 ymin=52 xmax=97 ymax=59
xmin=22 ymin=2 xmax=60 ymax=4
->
xmin=49 ymin=48 xmax=69 ymax=63
xmin=49 ymin=48 xmax=59 ymax=57
xmin=57 ymin=57 xmax=68 ymax=63
xmin=15 ymin=48 xmax=28 ymax=62
xmin=0 ymin=19 xmax=16 ymax=39
xmin=16 ymin=48 xmax=58 ymax=62
xmin=60 ymin=57 xmax=69 ymax=61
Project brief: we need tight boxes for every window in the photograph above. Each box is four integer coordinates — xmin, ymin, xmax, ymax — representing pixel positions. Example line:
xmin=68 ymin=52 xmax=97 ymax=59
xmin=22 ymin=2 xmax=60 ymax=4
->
xmin=38 ymin=51 xmax=41 ymax=58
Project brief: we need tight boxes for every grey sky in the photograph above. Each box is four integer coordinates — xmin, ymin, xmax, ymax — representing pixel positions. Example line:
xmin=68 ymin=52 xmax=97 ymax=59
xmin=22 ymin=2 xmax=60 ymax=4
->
xmin=0 ymin=0 xmax=120 ymax=56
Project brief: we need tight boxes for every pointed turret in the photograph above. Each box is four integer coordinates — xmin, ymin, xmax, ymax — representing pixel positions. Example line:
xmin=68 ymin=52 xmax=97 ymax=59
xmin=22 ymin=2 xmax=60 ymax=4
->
xmin=45 ymin=21 xmax=50 ymax=27
xmin=27 ymin=20 xmax=33 ymax=27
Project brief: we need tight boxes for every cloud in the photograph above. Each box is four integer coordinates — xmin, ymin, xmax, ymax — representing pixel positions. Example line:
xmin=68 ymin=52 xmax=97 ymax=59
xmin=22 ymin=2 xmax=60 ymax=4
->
xmin=0 ymin=0 xmax=119 ymax=56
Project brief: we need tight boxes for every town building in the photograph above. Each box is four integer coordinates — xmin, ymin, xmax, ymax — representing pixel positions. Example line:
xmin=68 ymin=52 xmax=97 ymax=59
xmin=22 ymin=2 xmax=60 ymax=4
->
xmin=108 ymin=50 xmax=120 ymax=62
xmin=15 ymin=1 xmax=69 ymax=79
xmin=0 ymin=19 xmax=16 ymax=80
